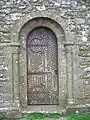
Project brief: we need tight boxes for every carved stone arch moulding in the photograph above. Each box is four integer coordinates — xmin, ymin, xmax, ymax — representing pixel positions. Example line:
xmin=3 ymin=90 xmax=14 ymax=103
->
xmin=19 ymin=17 xmax=67 ymax=112
xmin=10 ymin=10 xmax=67 ymax=43
xmin=19 ymin=17 xmax=65 ymax=50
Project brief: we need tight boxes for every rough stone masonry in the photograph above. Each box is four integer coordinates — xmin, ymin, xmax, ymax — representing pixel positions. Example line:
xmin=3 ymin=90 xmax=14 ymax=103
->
xmin=0 ymin=0 xmax=90 ymax=118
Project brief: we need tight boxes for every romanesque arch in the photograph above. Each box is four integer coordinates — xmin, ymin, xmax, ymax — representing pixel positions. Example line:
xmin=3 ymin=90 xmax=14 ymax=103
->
xmin=18 ymin=17 xmax=66 ymax=111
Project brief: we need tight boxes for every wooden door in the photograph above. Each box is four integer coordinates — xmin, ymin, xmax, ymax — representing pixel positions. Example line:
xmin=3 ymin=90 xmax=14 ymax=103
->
xmin=27 ymin=27 xmax=58 ymax=105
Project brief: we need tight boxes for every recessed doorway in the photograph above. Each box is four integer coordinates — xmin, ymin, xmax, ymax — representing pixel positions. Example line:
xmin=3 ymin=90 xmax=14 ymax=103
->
xmin=27 ymin=27 xmax=58 ymax=105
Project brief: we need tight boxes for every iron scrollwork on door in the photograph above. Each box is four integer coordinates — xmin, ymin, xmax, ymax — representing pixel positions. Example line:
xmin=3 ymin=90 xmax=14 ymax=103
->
xmin=27 ymin=27 xmax=58 ymax=105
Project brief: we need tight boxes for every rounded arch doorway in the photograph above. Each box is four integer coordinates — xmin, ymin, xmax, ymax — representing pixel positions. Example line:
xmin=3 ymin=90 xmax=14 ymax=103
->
xmin=19 ymin=17 xmax=66 ymax=109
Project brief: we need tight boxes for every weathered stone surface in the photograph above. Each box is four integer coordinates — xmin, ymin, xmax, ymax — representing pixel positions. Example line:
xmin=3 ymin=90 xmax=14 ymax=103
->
xmin=6 ymin=110 xmax=22 ymax=118
xmin=0 ymin=0 xmax=90 ymax=117
xmin=75 ymin=18 xmax=85 ymax=24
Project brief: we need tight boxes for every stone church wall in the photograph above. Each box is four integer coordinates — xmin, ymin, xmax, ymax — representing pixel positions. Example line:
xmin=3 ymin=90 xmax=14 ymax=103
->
xmin=0 ymin=0 xmax=90 ymax=116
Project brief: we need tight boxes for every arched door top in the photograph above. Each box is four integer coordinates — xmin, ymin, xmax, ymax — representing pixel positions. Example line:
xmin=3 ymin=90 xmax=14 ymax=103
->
xmin=19 ymin=17 xmax=65 ymax=36
xmin=19 ymin=17 xmax=66 ymax=108
xmin=19 ymin=17 xmax=65 ymax=50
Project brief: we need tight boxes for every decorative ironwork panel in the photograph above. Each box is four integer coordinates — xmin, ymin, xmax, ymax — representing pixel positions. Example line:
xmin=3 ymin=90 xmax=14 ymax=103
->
xmin=27 ymin=27 xmax=58 ymax=105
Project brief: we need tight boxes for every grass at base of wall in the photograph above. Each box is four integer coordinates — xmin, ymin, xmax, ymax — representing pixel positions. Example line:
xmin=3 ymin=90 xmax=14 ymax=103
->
xmin=67 ymin=114 xmax=90 ymax=120
xmin=21 ymin=113 xmax=63 ymax=120
xmin=0 ymin=113 xmax=63 ymax=120
xmin=0 ymin=113 xmax=90 ymax=120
